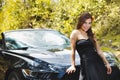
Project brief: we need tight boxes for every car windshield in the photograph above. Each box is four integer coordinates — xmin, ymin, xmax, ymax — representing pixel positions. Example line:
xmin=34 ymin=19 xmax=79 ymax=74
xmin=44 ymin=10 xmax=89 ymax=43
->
xmin=4 ymin=29 xmax=70 ymax=50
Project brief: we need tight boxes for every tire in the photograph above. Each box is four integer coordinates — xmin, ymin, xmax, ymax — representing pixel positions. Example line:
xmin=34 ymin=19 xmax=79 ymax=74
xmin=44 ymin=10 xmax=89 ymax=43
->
xmin=7 ymin=71 xmax=21 ymax=80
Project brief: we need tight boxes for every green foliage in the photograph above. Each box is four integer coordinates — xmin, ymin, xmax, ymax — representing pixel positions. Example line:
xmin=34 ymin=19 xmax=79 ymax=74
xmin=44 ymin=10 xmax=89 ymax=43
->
xmin=95 ymin=2 xmax=120 ymax=50
xmin=0 ymin=0 xmax=120 ymax=51
xmin=0 ymin=0 xmax=28 ymax=31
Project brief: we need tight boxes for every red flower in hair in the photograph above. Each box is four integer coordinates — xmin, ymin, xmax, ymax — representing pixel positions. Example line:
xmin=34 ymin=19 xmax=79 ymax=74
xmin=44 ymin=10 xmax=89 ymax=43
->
xmin=92 ymin=16 xmax=94 ymax=21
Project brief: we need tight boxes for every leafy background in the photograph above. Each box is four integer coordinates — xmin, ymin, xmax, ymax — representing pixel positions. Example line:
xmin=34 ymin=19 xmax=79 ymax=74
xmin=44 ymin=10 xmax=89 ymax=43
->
xmin=0 ymin=0 xmax=120 ymax=52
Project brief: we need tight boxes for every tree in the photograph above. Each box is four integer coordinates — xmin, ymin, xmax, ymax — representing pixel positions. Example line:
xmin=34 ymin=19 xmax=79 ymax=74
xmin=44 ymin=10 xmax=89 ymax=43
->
xmin=0 ymin=0 xmax=120 ymax=50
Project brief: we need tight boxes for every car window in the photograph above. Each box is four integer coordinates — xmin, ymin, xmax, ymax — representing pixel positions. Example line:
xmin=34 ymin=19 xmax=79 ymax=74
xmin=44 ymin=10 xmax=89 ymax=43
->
xmin=6 ymin=38 xmax=26 ymax=49
xmin=4 ymin=30 xmax=70 ymax=50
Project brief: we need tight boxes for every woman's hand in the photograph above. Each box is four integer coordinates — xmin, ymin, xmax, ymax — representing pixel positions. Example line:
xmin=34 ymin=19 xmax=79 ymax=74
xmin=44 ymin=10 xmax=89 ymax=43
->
xmin=106 ymin=63 xmax=112 ymax=74
xmin=66 ymin=65 xmax=76 ymax=74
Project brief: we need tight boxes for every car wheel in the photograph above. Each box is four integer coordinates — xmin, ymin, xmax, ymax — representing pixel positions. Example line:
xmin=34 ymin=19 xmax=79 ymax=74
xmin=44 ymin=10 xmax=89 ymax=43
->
xmin=8 ymin=71 xmax=21 ymax=80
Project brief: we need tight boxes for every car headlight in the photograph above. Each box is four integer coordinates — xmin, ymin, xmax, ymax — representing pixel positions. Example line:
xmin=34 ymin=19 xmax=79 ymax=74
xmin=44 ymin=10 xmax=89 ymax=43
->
xmin=22 ymin=64 xmax=60 ymax=77
xmin=22 ymin=68 xmax=60 ymax=79
xmin=22 ymin=69 xmax=35 ymax=77
xmin=22 ymin=69 xmax=46 ymax=77
xmin=22 ymin=64 xmax=67 ymax=79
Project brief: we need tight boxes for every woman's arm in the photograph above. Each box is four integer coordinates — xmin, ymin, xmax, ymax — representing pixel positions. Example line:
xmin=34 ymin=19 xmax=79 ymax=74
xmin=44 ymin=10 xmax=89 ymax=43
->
xmin=66 ymin=30 xmax=77 ymax=74
xmin=70 ymin=32 xmax=77 ymax=66
xmin=94 ymin=37 xmax=112 ymax=74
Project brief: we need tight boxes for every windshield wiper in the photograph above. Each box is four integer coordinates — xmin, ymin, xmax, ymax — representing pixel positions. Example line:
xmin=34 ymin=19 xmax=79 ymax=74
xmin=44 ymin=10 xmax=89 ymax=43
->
xmin=16 ymin=47 xmax=28 ymax=50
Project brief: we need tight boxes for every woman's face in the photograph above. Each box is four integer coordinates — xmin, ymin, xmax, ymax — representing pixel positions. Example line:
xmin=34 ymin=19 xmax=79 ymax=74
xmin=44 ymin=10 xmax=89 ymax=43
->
xmin=81 ymin=18 xmax=92 ymax=32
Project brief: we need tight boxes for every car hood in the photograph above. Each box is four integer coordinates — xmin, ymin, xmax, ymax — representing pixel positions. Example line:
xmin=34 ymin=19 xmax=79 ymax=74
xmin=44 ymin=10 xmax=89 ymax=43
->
xmin=8 ymin=47 xmax=80 ymax=66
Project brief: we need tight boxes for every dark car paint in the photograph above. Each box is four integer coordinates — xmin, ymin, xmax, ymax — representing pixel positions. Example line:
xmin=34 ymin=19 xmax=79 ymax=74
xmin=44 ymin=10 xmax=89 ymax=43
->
xmin=0 ymin=29 xmax=120 ymax=80
xmin=0 ymin=48 xmax=80 ymax=80
xmin=0 ymin=29 xmax=81 ymax=80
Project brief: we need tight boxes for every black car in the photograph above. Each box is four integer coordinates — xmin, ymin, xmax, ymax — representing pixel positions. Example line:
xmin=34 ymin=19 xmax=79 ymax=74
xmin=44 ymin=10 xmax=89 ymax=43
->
xmin=0 ymin=29 xmax=120 ymax=80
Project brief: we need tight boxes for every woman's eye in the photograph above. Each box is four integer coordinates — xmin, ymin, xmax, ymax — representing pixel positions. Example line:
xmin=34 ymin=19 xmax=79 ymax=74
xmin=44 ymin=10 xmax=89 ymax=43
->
xmin=89 ymin=22 xmax=91 ymax=24
xmin=84 ymin=22 xmax=91 ymax=24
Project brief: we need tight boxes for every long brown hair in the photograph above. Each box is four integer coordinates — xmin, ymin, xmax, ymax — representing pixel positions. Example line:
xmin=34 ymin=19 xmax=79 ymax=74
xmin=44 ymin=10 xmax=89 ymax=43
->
xmin=76 ymin=12 xmax=95 ymax=44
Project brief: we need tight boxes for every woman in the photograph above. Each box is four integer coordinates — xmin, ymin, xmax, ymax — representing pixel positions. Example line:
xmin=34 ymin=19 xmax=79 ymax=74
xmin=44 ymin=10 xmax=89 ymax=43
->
xmin=66 ymin=12 xmax=112 ymax=80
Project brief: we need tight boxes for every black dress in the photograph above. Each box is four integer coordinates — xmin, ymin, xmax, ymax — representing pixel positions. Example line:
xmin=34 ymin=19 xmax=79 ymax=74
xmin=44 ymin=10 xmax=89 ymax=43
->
xmin=76 ymin=38 xmax=108 ymax=80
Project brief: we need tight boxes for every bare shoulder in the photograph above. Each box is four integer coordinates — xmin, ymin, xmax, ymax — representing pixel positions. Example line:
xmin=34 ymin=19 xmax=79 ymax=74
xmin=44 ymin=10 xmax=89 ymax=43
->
xmin=71 ymin=29 xmax=79 ymax=35
xmin=70 ymin=30 xmax=78 ymax=40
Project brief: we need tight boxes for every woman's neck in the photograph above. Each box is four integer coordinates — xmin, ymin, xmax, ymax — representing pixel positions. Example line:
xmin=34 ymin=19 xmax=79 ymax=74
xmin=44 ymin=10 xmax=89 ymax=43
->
xmin=79 ymin=29 xmax=87 ymax=34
